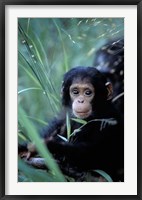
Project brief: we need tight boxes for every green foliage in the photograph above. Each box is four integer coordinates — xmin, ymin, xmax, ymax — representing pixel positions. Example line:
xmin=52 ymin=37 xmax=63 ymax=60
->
xmin=71 ymin=118 xmax=87 ymax=125
xmin=66 ymin=112 xmax=71 ymax=139
xmin=18 ymin=18 xmax=124 ymax=182
xmin=94 ymin=170 xmax=113 ymax=182
xmin=19 ymin=158 xmax=61 ymax=182
xmin=18 ymin=107 xmax=66 ymax=182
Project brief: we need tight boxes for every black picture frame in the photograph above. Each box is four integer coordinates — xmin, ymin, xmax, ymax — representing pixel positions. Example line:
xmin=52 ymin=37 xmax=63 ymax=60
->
xmin=0 ymin=0 xmax=141 ymax=199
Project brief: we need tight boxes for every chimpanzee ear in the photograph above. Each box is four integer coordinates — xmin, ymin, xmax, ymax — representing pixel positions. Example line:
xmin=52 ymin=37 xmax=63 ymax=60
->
xmin=60 ymin=88 xmax=63 ymax=97
xmin=105 ymin=82 xmax=113 ymax=100
xmin=60 ymin=81 xmax=64 ymax=97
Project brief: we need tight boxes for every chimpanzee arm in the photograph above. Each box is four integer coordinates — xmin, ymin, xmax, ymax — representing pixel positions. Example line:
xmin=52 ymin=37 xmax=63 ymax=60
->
xmin=42 ymin=117 xmax=66 ymax=138
xmin=46 ymin=121 xmax=123 ymax=170
xmin=18 ymin=117 xmax=66 ymax=155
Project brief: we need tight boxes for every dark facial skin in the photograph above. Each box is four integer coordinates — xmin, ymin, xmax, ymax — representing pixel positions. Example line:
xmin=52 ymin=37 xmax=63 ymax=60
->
xmin=69 ymin=80 xmax=95 ymax=119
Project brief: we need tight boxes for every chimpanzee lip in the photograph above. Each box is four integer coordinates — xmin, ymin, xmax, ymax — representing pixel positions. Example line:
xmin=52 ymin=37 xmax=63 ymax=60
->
xmin=76 ymin=110 xmax=89 ymax=113
xmin=76 ymin=110 xmax=90 ymax=115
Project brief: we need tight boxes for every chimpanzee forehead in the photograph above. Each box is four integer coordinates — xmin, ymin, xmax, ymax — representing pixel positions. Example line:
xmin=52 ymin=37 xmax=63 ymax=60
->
xmin=70 ymin=82 xmax=94 ymax=90
xmin=70 ymin=78 xmax=95 ymax=92
xmin=72 ymin=77 xmax=92 ymax=84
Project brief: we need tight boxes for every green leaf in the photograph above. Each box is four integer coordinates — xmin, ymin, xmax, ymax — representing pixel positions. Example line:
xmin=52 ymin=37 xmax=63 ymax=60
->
xmin=57 ymin=134 xmax=68 ymax=142
xmin=18 ymin=158 xmax=60 ymax=182
xmin=18 ymin=107 xmax=66 ymax=182
xmin=66 ymin=112 xmax=71 ymax=140
xmin=53 ymin=19 xmax=69 ymax=72
xmin=18 ymin=132 xmax=27 ymax=142
xmin=18 ymin=87 xmax=42 ymax=95
xmin=94 ymin=169 xmax=113 ymax=182
xmin=71 ymin=118 xmax=87 ymax=125
xmin=25 ymin=115 xmax=48 ymax=126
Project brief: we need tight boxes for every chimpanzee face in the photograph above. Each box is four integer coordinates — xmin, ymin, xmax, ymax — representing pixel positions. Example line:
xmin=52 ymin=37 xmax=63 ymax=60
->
xmin=69 ymin=79 xmax=95 ymax=119
xmin=62 ymin=66 xmax=113 ymax=119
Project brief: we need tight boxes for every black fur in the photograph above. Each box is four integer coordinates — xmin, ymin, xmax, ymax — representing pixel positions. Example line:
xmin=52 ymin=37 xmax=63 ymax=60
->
xmin=43 ymin=66 xmax=124 ymax=181
xmin=19 ymin=66 xmax=124 ymax=181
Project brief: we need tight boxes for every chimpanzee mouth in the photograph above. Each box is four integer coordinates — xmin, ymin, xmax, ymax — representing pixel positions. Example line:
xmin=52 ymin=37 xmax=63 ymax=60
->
xmin=77 ymin=111 xmax=88 ymax=114
xmin=75 ymin=110 xmax=91 ymax=118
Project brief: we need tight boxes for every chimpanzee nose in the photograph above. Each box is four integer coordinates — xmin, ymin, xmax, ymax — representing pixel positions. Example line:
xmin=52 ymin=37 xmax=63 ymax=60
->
xmin=78 ymin=99 xmax=84 ymax=103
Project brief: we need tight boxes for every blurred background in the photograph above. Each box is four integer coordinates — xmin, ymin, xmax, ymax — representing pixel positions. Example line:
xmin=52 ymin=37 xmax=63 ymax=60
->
xmin=18 ymin=18 xmax=124 ymax=130
xmin=18 ymin=18 xmax=124 ymax=182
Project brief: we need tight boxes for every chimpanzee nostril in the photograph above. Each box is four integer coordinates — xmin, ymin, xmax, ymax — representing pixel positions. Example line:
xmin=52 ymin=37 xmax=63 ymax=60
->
xmin=78 ymin=99 xmax=84 ymax=103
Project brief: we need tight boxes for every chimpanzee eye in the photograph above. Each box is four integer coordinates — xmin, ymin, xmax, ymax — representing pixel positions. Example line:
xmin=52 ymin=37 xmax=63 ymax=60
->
xmin=85 ymin=90 xmax=92 ymax=96
xmin=72 ymin=89 xmax=79 ymax=95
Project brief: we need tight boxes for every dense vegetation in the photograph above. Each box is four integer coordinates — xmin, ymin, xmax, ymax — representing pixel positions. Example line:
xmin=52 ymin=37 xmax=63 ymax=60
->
xmin=18 ymin=18 xmax=124 ymax=182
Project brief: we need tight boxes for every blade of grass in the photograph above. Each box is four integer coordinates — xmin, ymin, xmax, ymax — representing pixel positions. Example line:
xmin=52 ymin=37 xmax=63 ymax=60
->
xmin=71 ymin=118 xmax=87 ymax=125
xmin=19 ymin=23 xmax=56 ymax=95
xmin=18 ymin=107 xmax=66 ymax=182
xmin=19 ymin=63 xmax=41 ymax=87
xmin=25 ymin=115 xmax=48 ymax=126
xmin=94 ymin=169 xmax=113 ymax=182
xmin=52 ymin=19 xmax=69 ymax=72
xmin=18 ymin=87 xmax=42 ymax=95
xmin=18 ymin=157 xmax=60 ymax=182
xmin=19 ymin=51 xmax=60 ymax=114
xmin=18 ymin=132 xmax=27 ymax=143
xmin=27 ymin=18 xmax=31 ymax=34
xmin=18 ymin=25 xmax=60 ymax=113
xmin=66 ymin=112 xmax=71 ymax=140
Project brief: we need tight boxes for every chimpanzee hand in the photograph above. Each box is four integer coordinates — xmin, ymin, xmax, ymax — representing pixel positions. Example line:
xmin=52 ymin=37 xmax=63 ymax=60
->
xmin=69 ymin=118 xmax=118 ymax=143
